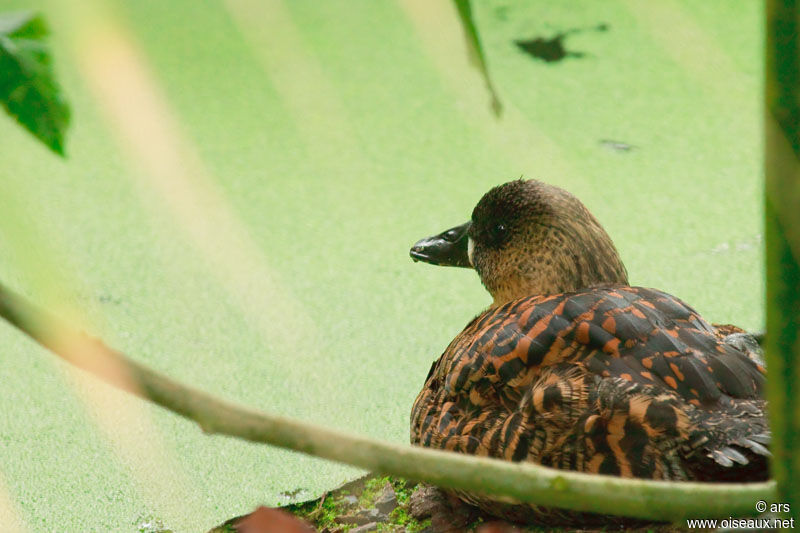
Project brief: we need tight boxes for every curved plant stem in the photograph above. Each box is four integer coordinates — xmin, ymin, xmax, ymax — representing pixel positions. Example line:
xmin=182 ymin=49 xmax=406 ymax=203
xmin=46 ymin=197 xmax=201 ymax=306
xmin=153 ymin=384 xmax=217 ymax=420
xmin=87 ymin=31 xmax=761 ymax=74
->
xmin=0 ymin=281 xmax=775 ymax=522
xmin=452 ymin=0 xmax=502 ymax=116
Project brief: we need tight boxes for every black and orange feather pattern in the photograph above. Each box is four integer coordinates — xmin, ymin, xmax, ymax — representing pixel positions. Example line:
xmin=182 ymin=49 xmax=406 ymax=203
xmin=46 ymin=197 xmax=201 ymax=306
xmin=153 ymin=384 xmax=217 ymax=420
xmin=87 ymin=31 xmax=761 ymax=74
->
xmin=410 ymin=285 xmax=768 ymax=522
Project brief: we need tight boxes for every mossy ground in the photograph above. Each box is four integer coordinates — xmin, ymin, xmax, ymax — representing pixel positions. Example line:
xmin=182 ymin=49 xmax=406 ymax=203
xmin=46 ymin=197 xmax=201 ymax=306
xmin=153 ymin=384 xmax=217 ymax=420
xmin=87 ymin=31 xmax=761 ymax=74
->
xmin=283 ymin=474 xmax=431 ymax=532
xmin=209 ymin=474 xmax=692 ymax=533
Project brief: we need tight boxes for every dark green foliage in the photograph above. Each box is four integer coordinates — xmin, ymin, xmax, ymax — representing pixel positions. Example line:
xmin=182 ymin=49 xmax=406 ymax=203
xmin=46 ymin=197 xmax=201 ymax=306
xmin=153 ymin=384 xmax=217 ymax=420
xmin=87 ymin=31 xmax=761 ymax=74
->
xmin=0 ymin=11 xmax=70 ymax=155
xmin=765 ymin=0 xmax=800 ymax=523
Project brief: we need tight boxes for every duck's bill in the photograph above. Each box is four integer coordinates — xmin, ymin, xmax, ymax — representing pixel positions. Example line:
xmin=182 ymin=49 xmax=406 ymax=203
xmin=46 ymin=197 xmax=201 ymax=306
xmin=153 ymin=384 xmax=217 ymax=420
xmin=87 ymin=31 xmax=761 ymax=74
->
xmin=409 ymin=221 xmax=472 ymax=268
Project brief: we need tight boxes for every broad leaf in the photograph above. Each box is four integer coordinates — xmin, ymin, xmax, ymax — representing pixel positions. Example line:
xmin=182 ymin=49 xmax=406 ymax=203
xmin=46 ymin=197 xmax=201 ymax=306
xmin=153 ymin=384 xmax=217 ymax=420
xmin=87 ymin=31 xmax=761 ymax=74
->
xmin=0 ymin=11 xmax=70 ymax=156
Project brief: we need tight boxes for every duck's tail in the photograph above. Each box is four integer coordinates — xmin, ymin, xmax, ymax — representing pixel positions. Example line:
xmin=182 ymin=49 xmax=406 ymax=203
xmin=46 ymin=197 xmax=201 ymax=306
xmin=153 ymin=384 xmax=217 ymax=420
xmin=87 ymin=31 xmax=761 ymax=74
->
xmin=681 ymin=395 xmax=770 ymax=482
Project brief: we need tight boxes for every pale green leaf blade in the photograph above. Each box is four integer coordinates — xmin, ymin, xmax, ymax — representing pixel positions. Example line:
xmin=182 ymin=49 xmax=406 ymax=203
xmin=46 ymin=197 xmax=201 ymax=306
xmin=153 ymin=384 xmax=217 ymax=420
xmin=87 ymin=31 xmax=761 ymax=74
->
xmin=452 ymin=0 xmax=502 ymax=116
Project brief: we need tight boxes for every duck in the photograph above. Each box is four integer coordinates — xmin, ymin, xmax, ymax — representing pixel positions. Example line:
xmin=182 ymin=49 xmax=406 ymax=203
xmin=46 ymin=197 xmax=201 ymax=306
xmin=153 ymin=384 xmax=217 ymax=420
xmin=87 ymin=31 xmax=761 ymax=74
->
xmin=408 ymin=179 xmax=769 ymax=524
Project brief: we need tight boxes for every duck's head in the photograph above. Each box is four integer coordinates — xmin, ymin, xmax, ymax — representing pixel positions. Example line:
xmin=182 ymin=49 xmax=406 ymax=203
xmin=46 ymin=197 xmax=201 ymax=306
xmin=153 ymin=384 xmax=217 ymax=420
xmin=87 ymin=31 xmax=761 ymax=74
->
xmin=410 ymin=179 xmax=629 ymax=305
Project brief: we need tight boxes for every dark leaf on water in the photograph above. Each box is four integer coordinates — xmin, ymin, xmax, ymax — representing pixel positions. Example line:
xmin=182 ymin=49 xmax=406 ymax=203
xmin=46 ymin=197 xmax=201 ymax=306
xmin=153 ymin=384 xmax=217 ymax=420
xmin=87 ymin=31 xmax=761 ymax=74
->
xmin=515 ymin=24 xmax=608 ymax=64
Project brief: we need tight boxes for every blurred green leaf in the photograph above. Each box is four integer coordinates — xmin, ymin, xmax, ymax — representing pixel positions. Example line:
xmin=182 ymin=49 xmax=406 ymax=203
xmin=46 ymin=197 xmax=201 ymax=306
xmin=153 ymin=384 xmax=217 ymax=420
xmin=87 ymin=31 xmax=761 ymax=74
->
xmin=452 ymin=0 xmax=502 ymax=116
xmin=0 ymin=11 xmax=70 ymax=156
xmin=765 ymin=0 xmax=800 ymax=521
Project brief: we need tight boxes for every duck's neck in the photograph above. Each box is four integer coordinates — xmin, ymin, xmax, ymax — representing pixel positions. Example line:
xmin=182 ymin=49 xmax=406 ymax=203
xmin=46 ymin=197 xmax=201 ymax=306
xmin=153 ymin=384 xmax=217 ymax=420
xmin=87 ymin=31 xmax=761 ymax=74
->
xmin=489 ymin=278 xmax=630 ymax=307
xmin=485 ymin=240 xmax=630 ymax=307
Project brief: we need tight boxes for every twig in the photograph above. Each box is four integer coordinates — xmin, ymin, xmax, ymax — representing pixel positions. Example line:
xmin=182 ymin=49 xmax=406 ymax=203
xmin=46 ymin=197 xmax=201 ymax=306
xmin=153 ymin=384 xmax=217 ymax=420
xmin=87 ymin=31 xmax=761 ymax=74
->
xmin=0 ymin=281 xmax=775 ymax=521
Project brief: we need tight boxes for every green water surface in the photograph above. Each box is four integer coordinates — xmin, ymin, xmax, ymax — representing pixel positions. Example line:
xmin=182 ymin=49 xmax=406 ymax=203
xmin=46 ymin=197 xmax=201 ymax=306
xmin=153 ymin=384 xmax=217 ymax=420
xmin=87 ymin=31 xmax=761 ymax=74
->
xmin=0 ymin=1 xmax=763 ymax=531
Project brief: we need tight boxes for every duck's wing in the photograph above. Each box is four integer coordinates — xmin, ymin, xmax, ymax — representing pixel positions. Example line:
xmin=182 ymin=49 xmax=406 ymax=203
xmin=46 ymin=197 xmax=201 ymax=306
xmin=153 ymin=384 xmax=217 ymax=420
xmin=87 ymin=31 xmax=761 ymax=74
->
xmin=433 ymin=286 xmax=764 ymax=406
xmin=410 ymin=286 xmax=768 ymax=479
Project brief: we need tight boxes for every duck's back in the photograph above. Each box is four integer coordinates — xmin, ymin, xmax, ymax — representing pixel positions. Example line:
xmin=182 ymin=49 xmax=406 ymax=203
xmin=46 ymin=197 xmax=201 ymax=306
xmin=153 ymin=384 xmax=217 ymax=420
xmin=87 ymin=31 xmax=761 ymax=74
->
xmin=411 ymin=285 xmax=768 ymax=486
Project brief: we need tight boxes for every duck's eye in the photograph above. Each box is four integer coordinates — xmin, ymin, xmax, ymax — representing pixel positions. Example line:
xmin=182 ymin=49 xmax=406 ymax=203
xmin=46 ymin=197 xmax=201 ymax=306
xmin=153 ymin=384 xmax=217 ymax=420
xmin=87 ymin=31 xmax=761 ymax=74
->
xmin=487 ymin=223 xmax=507 ymax=245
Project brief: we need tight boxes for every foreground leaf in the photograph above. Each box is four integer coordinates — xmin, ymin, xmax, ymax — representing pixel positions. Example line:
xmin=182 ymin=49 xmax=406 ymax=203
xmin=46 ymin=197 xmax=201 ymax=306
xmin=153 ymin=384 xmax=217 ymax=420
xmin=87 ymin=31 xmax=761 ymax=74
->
xmin=765 ymin=0 xmax=800 ymax=522
xmin=0 ymin=11 xmax=70 ymax=155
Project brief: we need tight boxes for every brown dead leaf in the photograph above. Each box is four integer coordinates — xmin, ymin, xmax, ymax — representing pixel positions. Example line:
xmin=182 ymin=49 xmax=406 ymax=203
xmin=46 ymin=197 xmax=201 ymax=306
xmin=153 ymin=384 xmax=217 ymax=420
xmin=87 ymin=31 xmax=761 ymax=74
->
xmin=234 ymin=506 xmax=315 ymax=533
